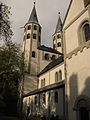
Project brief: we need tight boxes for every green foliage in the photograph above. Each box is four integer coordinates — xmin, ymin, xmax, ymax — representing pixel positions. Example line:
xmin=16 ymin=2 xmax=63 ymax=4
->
xmin=0 ymin=3 xmax=13 ymax=42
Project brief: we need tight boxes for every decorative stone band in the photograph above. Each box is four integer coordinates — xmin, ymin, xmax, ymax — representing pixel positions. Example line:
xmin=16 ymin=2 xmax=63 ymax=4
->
xmin=66 ymin=40 xmax=90 ymax=59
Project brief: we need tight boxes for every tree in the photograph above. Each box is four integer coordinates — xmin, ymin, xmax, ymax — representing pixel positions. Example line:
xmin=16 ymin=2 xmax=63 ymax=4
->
xmin=0 ymin=40 xmax=23 ymax=115
xmin=0 ymin=2 xmax=24 ymax=115
xmin=0 ymin=3 xmax=13 ymax=42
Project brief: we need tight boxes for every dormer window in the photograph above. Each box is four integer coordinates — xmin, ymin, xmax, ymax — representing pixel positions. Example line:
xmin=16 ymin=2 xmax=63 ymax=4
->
xmin=84 ymin=0 xmax=90 ymax=7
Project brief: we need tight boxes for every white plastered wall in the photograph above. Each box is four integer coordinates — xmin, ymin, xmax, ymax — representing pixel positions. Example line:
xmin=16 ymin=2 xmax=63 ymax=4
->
xmin=66 ymin=48 xmax=90 ymax=120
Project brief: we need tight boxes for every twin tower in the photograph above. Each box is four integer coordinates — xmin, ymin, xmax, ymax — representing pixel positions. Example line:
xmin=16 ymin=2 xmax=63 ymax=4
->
xmin=23 ymin=3 xmax=63 ymax=93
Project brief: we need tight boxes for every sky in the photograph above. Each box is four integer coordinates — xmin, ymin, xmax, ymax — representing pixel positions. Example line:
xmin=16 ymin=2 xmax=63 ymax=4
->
xmin=1 ymin=0 xmax=71 ymax=47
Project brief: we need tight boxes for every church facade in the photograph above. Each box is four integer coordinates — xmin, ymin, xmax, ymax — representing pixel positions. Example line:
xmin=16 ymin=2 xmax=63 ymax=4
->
xmin=22 ymin=0 xmax=90 ymax=120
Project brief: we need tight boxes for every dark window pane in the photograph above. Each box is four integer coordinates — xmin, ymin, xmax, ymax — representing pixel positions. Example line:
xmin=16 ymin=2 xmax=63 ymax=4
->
xmin=35 ymin=96 xmax=37 ymax=105
xmin=54 ymin=91 xmax=58 ymax=103
xmin=55 ymin=72 xmax=58 ymax=82
xmin=39 ymin=36 xmax=41 ymax=42
xmin=28 ymin=25 xmax=31 ymax=30
xmin=33 ymin=34 xmax=36 ymax=39
xmin=51 ymin=55 xmax=56 ymax=60
xmin=57 ymin=34 xmax=61 ymax=39
xmin=57 ymin=42 xmax=61 ymax=47
xmin=39 ymin=28 xmax=41 ymax=33
xmin=43 ymin=94 xmax=46 ymax=103
xmin=84 ymin=24 xmax=90 ymax=41
xmin=34 ymin=25 xmax=37 ymax=30
xmin=32 ymin=51 xmax=35 ymax=58
xmin=27 ymin=34 xmax=30 ymax=39
xmin=45 ymin=53 xmax=49 ymax=60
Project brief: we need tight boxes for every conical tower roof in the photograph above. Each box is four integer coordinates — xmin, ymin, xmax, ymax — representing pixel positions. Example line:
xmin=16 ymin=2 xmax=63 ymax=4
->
xmin=28 ymin=3 xmax=39 ymax=24
xmin=55 ymin=13 xmax=62 ymax=33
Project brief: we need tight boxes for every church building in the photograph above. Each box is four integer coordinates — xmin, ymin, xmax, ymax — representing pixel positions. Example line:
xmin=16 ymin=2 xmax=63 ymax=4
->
xmin=22 ymin=0 xmax=90 ymax=120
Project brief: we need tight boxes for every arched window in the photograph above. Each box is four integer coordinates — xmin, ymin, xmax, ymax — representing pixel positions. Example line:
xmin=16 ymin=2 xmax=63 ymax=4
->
xmin=83 ymin=24 xmax=90 ymax=42
xmin=54 ymin=91 xmax=58 ymax=103
xmin=41 ymin=78 xmax=45 ymax=87
xmin=34 ymin=25 xmax=37 ymax=30
xmin=59 ymin=70 xmax=62 ymax=80
xmin=51 ymin=55 xmax=56 ymax=60
xmin=55 ymin=72 xmax=58 ymax=82
xmin=45 ymin=53 xmax=49 ymax=60
xmin=57 ymin=42 xmax=61 ymax=47
xmin=57 ymin=34 xmax=61 ymax=39
xmin=28 ymin=25 xmax=31 ymax=30
xmin=78 ymin=21 xmax=90 ymax=45
xmin=27 ymin=34 xmax=30 ymax=39
xmin=83 ymin=0 xmax=90 ymax=7
xmin=32 ymin=51 xmax=36 ymax=58
xmin=35 ymin=96 xmax=37 ymax=105
xmin=33 ymin=34 xmax=36 ymax=39
xmin=74 ymin=96 xmax=90 ymax=120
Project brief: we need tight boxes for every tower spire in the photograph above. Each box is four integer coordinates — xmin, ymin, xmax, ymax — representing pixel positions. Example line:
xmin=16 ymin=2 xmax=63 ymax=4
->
xmin=28 ymin=1 xmax=39 ymax=24
xmin=55 ymin=12 xmax=62 ymax=33
xmin=34 ymin=0 xmax=35 ymax=5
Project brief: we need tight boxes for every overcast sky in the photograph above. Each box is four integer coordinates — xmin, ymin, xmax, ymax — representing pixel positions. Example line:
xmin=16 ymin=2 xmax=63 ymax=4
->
xmin=1 ymin=0 xmax=70 ymax=47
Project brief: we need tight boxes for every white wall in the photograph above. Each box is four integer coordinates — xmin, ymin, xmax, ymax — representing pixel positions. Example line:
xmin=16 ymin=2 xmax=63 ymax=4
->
xmin=39 ymin=63 xmax=64 ymax=89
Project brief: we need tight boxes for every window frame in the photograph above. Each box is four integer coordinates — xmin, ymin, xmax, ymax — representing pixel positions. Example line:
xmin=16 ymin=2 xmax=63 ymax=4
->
xmin=78 ymin=20 xmax=90 ymax=45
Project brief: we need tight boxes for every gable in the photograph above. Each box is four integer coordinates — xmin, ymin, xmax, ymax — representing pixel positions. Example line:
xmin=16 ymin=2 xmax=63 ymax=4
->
xmin=63 ymin=0 xmax=85 ymax=29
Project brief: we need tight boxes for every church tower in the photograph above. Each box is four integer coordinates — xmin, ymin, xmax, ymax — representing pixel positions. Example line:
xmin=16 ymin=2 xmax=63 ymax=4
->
xmin=23 ymin=2 xmax=41 ymax=74
xmin=52 ymin=13 xmax=63 ymax=53
xmin=23 ymin=2 xmax=41 ymax=93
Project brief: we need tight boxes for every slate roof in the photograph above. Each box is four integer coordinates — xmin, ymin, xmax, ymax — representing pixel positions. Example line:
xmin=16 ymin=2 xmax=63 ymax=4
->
xmin=28 ymin=4 xmax=39 ymax=24
xmin=37 ymin=55 xmax=64 ymax=77
xmin=55 ymin=14 xmax=62 ymax=33
xmin=23 ymin=80 xmax=65 ymax=97
xmin=38 ymin=45 xmax=63 ymax=55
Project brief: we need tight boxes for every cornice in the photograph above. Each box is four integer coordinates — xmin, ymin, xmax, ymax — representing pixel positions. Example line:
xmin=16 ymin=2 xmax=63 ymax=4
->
xmin=66 ymin=41 xmax=90 ymax=59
